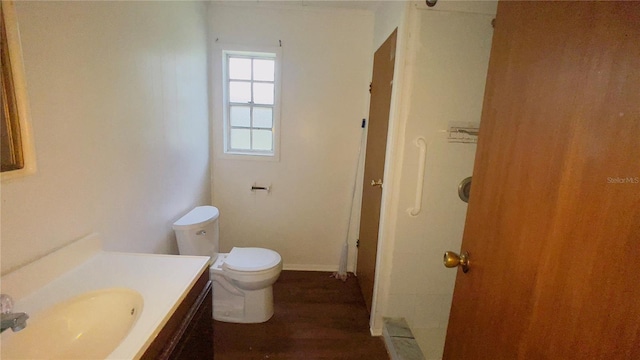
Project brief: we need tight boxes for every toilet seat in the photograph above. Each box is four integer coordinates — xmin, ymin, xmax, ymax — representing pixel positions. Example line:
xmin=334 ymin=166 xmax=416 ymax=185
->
xmin=210 ymin=247 xmax=283 ymax=322
xmin=223 ymin=247 xmax=281 ymax=272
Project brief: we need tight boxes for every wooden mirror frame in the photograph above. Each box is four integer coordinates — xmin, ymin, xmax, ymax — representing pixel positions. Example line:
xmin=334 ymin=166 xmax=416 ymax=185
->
xmin=1 ymin=0 xmax=36 ymax=181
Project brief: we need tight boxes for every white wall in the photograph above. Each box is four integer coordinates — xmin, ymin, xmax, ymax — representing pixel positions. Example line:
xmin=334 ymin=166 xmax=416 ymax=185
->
xmin=375 ymin=1 xmax=496 ymax=358
xmin=209 ymin=3 xmax=373 ymax=271
xmin=1 ymin=1 xmax=210 ymax=274
xmin=373 ymin=1 xmax=407 ymax=49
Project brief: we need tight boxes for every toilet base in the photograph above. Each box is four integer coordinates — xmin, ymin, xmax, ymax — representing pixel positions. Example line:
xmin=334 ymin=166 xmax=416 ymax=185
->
xmin=211 ymin=269 xmax=275 ymax=323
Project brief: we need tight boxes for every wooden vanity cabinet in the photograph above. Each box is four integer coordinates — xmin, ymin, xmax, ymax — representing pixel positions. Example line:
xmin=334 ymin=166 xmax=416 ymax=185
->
xmin=141 ymin=270 xmax=213 ymax=360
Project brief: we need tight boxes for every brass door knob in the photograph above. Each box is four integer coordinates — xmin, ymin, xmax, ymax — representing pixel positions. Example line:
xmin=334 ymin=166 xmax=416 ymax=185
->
xmin=371 ymin=179 xmax=383 ymax=187
xmin=443 ymin=251 xmax=470 ymax=273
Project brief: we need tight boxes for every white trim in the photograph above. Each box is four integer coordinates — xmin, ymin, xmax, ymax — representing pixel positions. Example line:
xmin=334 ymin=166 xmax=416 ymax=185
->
xmin=368 ymin=2 xmax=414 ymax=335
xmin=219 ymin=45 xmax=282 ymax=162
xmin=282 ymin=263 xmax=339 ymax=272
xmin=1 ymin=0 xmax=37 ymax=182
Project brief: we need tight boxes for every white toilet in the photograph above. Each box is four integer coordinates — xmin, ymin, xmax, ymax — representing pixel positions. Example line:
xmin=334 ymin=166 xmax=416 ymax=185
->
xmin=172 ymin=206 xmax=282 ymax=323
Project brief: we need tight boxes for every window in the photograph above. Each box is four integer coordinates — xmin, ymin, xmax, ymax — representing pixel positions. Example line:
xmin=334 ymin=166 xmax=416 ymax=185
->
xmin=223 ymin=50 xmax=279 ymax=157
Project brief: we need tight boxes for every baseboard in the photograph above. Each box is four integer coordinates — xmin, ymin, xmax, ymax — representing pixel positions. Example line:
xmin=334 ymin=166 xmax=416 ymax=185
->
xmin=282 ymin=263 xmax=340 ymax=272
xmin=371 ymin=326 xmax=383 ymax=336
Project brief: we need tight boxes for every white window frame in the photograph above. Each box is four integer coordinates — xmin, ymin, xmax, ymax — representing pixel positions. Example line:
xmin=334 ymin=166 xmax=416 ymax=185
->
xmin=221 ymin=48 xmax=281 ymax=160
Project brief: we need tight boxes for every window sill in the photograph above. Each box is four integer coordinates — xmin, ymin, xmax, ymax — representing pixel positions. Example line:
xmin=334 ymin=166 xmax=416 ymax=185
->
xmin=219 ymin=151 xmax=280 ymax=162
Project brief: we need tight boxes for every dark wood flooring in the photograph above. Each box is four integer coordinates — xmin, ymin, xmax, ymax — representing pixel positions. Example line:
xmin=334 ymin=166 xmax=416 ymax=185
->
xmin=213 ymin=271 xmax=390 ymax=360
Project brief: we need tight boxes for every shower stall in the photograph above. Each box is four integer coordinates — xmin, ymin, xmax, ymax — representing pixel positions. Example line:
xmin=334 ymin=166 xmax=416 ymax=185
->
xmin=374 ymin=2 xmax=497 ymax=359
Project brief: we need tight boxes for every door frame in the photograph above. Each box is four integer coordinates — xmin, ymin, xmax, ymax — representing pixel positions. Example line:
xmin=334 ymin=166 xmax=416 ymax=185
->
xmin=358 ymin=3 xmax=417 ymax=334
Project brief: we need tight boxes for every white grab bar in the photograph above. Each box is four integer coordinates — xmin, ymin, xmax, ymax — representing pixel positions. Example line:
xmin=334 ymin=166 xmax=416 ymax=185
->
xmin=407 ymin=137 xmax=427 ymax=216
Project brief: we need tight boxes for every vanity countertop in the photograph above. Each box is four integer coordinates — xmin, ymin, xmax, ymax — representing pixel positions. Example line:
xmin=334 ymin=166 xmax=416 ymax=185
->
xmin=0 ymin=234 xmax=210 ymax=359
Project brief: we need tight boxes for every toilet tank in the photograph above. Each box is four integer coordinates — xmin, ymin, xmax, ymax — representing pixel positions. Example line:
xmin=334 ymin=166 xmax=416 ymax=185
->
xmin=172 ymin=206 xmax=220 ymax=260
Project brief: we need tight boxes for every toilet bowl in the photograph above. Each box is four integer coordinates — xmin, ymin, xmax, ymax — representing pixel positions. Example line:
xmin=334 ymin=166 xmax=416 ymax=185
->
xmin=173 ymin=206 xmax=282 ymax=323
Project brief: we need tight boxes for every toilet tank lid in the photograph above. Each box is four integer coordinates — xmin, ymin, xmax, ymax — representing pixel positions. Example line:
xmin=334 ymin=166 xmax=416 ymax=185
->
xmin=224 ymin=247 xmax=281 ymax=272
xmin=172 ymin=206 xmax=219 ymax=230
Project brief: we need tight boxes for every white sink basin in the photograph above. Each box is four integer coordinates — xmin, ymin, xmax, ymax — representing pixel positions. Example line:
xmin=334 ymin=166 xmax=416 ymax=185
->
xmin=1 ymin=288 xmax=143 ymax=359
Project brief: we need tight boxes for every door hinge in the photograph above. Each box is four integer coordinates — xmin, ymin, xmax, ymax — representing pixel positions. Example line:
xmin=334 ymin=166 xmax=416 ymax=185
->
xmin=356 ymin=239 xmax=360 ymax=248
xmin=369 ymin=82 xmax=372 ymax=93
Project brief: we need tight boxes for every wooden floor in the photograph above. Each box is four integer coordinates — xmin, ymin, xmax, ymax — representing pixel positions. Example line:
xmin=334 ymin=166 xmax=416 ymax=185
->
xmin=213 ymin=271 xmax=389 ymax=360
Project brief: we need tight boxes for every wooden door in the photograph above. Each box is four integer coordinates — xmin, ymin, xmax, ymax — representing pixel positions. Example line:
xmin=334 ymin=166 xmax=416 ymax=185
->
xmin=357 ymin=29 xmax=396 ymax=313
xmin=443 ymin=2 xmax=640 ymax=359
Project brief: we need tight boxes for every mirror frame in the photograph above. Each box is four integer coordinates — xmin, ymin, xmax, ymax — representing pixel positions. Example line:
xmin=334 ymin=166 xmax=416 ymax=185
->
xmin=1 ymin=0 xmax=36 ymax=181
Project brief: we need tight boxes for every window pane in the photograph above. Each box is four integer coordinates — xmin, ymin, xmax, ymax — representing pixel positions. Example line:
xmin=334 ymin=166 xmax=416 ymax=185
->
xmin=252 ymin=129 xmax=273 ymax=151
xmin=230 ymin=106 xmax=250 ymax=127
xmin=228 ymin=57 xmax=251 ymax=80
xmin=229 ymin=81 xmax=251 ymax=103
xmin=253 ymin=59 xmax=275 ymax=81
xmin=253 ymin=107 xmax=273 ymax=128
xmin=230 ymin=128 xmax=251 ymax=150
xmin=253 ymin=83 xmax=274 ymax=105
